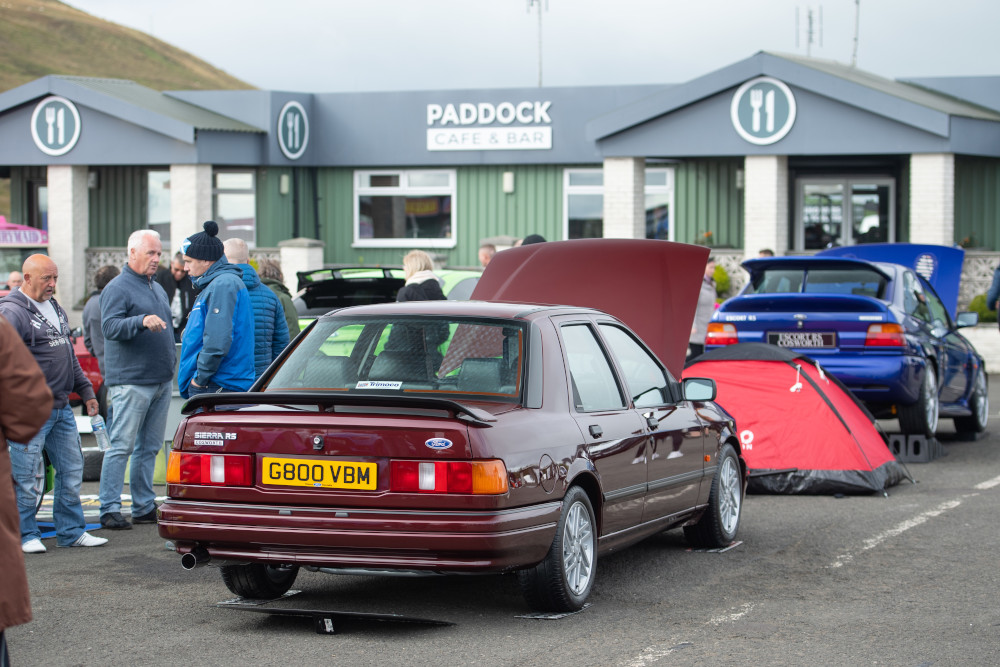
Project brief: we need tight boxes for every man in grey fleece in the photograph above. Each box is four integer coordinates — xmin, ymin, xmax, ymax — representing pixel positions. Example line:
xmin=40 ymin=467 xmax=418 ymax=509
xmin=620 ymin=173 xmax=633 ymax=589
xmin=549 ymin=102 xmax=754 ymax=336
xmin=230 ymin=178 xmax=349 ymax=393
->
xmin=0 ymin=254 xmax=106 ymax=552
xmin=98 ymin=229 xmax=176 ymax=530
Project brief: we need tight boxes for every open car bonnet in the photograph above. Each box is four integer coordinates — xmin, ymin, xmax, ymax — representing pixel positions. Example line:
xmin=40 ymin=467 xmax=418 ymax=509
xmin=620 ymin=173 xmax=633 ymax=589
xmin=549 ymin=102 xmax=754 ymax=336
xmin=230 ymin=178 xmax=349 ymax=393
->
xmin=816 ymin=243 xmax=965 ymax=316
xmin=470 ymin=239 xmax=709 ymax=377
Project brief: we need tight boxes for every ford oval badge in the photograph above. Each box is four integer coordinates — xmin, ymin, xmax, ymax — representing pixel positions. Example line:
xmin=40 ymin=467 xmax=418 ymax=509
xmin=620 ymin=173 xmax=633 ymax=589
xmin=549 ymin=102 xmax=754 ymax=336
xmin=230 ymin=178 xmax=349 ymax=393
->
xmin=425 ymin=438 xmax=453 ymax=450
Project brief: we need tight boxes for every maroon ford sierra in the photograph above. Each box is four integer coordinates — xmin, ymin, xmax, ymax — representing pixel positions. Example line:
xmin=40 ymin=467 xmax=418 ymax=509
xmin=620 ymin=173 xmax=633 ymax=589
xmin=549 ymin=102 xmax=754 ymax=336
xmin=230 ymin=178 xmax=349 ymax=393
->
xmin=159 ymin=241 xmax=747 ymax=612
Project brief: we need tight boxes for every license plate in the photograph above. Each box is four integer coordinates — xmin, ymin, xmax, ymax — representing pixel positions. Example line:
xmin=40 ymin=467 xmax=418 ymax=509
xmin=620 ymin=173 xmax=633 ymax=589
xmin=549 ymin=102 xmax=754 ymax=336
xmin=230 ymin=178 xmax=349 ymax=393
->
xmin=767 ymin=331 xmax=836 ymax=348
xmin=262 ymin=457 xmax=377 ymax=490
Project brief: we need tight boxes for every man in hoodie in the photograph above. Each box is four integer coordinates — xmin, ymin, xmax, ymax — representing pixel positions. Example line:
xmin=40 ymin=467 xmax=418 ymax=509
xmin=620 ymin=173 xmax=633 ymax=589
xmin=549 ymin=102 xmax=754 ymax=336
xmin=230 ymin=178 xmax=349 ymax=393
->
xmin=0 ymin=254 xmax=107 ymax=553
xmin=97 ymin=230 xmax=176 ymax=531
xmin=222 ymin=238 xmax=288 ymax=378
xmin=178 ymin=221 xmax=255 ymax=398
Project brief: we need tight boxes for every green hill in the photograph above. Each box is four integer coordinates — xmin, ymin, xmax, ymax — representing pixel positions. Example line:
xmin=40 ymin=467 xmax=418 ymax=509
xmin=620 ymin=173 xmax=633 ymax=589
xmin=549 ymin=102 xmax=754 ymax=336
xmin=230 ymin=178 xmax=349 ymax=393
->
xmin=0 ymin=0 xmax=254 ymax=93
xmin=0 ymin=0 xmax=254 ymax=221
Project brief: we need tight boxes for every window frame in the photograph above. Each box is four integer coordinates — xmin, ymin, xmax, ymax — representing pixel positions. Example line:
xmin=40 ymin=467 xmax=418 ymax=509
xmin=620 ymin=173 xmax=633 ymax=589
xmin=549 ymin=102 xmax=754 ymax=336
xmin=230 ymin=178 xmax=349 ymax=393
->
xmin=212 ymin=169 xmax=257 ymax=248
xmin=562 ymin=167 xmax=675 ymax=241
xmin=353 ymin=169 xmax=457 ymax=249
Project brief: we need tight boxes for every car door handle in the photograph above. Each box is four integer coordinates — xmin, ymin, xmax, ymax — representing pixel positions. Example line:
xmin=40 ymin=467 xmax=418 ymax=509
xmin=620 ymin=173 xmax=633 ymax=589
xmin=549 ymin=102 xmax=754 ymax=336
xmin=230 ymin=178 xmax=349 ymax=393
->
xmin=589 ymin=424 xmax=603 ymax=439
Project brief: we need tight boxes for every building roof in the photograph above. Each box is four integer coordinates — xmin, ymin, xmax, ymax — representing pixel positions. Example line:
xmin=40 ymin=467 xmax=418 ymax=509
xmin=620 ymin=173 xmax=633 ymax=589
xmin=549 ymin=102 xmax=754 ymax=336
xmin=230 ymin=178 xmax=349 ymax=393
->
xmin=587 ymin=51 xmax=1000 ymax=143
xmin=0 ymin=75 xmax=263 ymax=144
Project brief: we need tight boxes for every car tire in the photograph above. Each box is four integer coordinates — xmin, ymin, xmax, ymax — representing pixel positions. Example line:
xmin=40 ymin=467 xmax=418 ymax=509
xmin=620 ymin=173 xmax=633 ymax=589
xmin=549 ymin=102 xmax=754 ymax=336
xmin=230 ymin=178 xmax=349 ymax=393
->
xmin=898 ymin=363 xmax=939 ymax=437
xmin=220 ymin=563 xmax=300 ymax=600
xmin=954 ymin=368 xmax=989 ymax=435
xmin=684 ymin=443 xmax=743 ymax=548
xmin=517 ymin=485 xmax=597 ymax=612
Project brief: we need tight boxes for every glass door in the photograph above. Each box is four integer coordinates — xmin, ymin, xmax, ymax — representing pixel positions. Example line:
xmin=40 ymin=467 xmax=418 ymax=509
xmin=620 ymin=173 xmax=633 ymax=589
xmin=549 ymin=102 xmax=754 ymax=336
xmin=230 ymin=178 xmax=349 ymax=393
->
xmin=795 ymin=177 xmax=894 ymax=250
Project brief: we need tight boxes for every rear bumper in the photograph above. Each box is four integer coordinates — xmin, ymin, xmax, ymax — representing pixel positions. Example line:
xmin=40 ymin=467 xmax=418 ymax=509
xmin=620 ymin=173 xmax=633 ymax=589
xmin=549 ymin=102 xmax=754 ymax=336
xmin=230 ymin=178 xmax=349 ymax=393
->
xmin=158 ymin=498 xmax=560 ymax=573
xmin=810 ymin=353 xmax=923 ymax=405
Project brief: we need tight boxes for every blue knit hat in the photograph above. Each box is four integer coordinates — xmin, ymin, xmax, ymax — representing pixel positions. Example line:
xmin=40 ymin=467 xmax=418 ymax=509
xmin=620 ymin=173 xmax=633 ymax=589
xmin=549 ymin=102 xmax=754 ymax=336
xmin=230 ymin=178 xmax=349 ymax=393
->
xmin=181 ymin=221 xmax=223 ymax=261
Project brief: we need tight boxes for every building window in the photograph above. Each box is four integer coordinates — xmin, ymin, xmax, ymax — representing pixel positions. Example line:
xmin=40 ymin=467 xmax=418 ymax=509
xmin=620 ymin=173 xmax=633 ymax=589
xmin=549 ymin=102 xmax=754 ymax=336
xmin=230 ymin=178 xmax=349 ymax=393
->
xmin=354 ymin=170 xmax=456 ymax=248
xmin=147 ymin=170 xmax=171 ymax=247
xmin=563 ymin=167 xmax=675 ymax=240
xmin=213 ymin=170 xmax=256 ymax=247
xmin=795 ymin=177 xmax=895 ymax=250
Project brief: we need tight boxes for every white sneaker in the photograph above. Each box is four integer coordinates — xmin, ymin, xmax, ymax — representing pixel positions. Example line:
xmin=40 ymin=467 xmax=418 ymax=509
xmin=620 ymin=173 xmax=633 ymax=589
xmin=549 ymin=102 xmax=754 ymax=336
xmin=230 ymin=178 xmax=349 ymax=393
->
xmin=22 ymin=538 xmax=46 ymax=554
xmin=70 ymin=532 xmax=108 ymax=547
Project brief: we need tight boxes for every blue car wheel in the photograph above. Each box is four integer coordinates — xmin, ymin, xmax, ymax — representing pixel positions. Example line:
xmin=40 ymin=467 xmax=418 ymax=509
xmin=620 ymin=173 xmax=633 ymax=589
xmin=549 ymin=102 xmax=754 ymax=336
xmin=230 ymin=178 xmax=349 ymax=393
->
xmin=898 ymin=363 xmax=939 ymax=436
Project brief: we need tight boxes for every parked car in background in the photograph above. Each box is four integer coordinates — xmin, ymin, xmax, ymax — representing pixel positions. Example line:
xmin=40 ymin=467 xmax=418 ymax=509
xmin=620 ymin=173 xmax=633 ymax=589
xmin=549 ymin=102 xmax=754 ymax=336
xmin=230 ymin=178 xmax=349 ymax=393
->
xmin=706 ymin=255 xmax=987 ymax=437
xmin=159 ymin=240 xmax=746 ymax=612
xmin=294 ymin=266 xmax=482 ymax=318
xmin=159 ymin=300 xmax=745 ymax=612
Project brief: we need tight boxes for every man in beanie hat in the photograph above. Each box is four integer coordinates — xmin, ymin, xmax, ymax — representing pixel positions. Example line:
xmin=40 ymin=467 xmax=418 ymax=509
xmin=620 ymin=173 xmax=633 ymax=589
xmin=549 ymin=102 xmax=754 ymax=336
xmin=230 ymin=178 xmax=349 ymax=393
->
xmin=178 ymin=221 xmax=255 ymax=398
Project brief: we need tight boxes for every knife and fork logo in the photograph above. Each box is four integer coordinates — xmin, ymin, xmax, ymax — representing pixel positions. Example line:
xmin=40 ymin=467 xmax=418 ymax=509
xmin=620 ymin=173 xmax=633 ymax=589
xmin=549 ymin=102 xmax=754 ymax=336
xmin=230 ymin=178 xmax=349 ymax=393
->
xmin=749 ymin=87 xmax=776 ymax=134
xmin=44 ymin=104 xmax=68 ymax=146
xmin=286 ymin=112 xmax=301 ymax=150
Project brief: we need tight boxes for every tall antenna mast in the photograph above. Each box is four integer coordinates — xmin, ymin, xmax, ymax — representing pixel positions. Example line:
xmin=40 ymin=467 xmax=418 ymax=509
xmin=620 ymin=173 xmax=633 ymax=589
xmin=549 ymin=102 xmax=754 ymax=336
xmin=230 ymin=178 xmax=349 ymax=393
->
xmin=851 ymin=0 xmax=861 ymax=66
xmin=796 ymin=5 xmax=824 ymax=57
xmin=527 ymin=0 xmax=548 ymax=87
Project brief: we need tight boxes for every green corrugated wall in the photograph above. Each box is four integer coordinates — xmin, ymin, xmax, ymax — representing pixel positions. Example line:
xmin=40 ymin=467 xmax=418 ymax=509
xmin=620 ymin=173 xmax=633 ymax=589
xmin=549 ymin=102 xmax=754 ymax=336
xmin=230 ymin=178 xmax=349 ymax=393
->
xmin=87 ymin=166 xmax=149 ymax=246
xmin=955 ymin=156 xmax=1000 ymax=249
xmin=309 ymin=165 xmax=564 ymax=267
xmin=673 ymin=158 xmax=744 ymax=248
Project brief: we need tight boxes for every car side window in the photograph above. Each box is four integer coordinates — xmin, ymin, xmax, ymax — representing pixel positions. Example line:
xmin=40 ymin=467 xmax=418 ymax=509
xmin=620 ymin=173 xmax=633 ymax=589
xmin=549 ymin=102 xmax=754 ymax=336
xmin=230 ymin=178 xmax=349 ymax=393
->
xmin=902 ymin=271 xmax=931 ymax=323
xmin=561 ymin=324 xmax=626 ymax=412
xmin=598 ymin=324 xmax=671 ymax=408
xmin=920 ymin=279 xmax=952 ymax=330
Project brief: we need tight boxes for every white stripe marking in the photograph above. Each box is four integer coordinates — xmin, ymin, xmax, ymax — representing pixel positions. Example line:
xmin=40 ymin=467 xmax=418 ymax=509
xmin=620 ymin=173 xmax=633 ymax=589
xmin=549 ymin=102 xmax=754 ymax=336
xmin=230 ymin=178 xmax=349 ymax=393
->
xmin=830 ymin=498 xmax=962 ymax=568
xmin=708 ymin=602 xmax=755 ymax=626
xmin=975 ymin=475 xmax=1000 ymax=490
xmin=621 ymin=641 xmax=693 ymax=667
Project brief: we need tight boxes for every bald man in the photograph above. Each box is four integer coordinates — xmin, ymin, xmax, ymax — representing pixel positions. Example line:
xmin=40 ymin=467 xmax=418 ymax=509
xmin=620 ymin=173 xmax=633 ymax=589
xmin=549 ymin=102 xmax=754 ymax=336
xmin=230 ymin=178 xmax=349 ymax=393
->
xmin=0 ymin=255 xmax=106 ymax=552
xmin=5 ymin=270 xmax=22 ymax=290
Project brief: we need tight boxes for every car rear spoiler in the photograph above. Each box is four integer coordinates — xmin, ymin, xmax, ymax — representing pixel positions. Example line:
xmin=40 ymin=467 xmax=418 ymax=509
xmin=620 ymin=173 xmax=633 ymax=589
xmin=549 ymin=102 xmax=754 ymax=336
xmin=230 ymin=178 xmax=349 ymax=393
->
xmin=740 ymin=256 xmax=893 ymax=282
xmin=181 ymin=391 xmax=498 ymax=426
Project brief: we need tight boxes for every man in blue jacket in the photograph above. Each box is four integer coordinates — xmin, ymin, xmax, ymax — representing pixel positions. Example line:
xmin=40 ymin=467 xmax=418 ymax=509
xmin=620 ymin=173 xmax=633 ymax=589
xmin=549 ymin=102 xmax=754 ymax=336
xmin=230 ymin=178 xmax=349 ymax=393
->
xmin=178 ymin=221 xmax=255 ymax=398
xmin=98 ymin=230 xmax=176 ymax=530
xmin=223 ymin=237 xmax=289 ymax=377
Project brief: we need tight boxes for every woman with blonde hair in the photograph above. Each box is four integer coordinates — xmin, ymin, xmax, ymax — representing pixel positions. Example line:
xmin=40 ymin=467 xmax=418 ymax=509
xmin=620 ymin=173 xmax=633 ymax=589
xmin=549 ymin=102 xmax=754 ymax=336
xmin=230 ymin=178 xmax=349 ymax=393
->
xmin=397 ymin=250 xmax=445 ymax=302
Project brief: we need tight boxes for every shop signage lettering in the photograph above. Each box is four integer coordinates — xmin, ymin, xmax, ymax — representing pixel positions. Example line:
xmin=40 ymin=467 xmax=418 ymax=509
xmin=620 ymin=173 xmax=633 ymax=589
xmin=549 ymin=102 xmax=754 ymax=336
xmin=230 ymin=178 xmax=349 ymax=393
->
xmin=0 ymin=229 xmax=48 ymax=246
xmin=426 ymin=101 xmax=553 ymax=151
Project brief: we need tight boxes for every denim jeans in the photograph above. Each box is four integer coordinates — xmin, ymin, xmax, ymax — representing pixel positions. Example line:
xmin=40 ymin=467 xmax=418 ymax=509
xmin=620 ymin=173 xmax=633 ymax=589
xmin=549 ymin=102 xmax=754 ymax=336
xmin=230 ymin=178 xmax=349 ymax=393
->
xmin=185 ymin=383 xmax=223 ymax=398
xmin=99 ymin=381 xmax=172 ymax=517
xmin=8 ymin=405 xmax=86 ymax=546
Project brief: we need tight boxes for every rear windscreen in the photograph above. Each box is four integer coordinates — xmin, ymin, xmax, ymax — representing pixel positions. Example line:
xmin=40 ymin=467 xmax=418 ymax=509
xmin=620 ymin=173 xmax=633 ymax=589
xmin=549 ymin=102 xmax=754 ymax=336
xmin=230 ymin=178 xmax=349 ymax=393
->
xmin=751 ymin=267 xmax=887 ymax=299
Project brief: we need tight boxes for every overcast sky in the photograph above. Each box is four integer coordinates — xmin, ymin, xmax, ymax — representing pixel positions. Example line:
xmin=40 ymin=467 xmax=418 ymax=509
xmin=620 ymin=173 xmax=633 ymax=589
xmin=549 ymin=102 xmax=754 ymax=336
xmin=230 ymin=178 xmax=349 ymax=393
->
xmin=63 ymin=0 xmax=999 ymax=93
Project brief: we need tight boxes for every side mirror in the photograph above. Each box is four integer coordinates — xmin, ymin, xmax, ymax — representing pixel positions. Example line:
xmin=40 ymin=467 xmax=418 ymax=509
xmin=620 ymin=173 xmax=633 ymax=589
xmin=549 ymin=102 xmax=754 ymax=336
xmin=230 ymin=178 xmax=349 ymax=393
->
xmin=682 ymin=377 xmax=716 ymax=402
xmin=955 ymin=311 xmax=978 ymax=329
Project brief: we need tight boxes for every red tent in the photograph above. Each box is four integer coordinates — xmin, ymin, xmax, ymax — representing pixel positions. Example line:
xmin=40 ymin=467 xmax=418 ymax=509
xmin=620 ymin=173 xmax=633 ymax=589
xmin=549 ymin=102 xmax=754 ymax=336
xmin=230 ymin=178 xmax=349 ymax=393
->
xmin=684 ymin=343 xmax=909 ymax=494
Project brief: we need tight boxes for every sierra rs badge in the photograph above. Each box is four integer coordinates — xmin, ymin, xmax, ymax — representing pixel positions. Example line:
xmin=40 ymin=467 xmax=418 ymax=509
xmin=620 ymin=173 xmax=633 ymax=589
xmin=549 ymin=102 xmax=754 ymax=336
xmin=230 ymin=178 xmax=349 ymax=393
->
xmin=425 ymin=438 xmax=453 ymax=451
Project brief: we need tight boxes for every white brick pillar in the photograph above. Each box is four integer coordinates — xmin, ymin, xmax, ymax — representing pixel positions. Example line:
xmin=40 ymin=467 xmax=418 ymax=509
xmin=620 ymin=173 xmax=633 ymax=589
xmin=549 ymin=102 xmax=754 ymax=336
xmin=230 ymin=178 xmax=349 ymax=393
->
xmin=279 ymin=237 xmax=325 ymax=295
xmin=602 ymin=157 xmax=645 ymax=239
xmin=743 ymin=155 xmax=788 ymax=258
xmin=909 ymin=153 xmax=954 ymax=246
xmin=170 ymin=164 xmax=213 ymax=254
xmin=47 ymin=164 xmax=89 ymax=326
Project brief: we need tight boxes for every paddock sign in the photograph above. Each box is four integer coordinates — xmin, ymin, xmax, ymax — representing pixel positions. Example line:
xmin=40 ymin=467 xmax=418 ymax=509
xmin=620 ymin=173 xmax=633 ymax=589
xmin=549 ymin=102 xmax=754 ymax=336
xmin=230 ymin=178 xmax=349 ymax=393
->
xmin=426 ymin=100 xmax=553 ymax=151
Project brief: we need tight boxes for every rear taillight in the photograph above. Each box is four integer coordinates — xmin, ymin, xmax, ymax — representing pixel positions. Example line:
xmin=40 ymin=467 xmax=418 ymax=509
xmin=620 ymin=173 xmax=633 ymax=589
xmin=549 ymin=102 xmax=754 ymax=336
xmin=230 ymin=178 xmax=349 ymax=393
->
xmin=390 ymin=460 xmax=508 ymax=495
xmin=166 ymin=451 xmax=253 ymax=486
xmin=705 ymin=322 xmax=739 ymax=346
xmin=865 ymin=323 xmax=905 ymax=347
